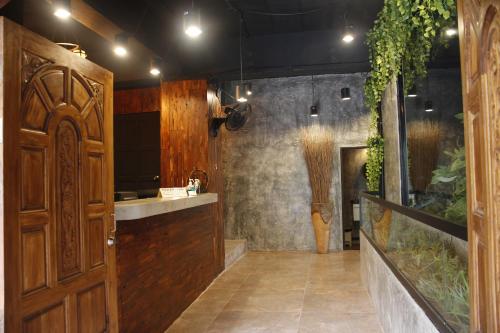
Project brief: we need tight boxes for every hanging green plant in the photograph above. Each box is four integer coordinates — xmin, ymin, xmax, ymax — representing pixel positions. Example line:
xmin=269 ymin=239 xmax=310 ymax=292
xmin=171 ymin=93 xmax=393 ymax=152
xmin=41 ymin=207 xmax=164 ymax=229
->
xmin=367 ymin=134 xmax=384 ymax=192
xmin=364 ymin=0 xmax=456 ymax=192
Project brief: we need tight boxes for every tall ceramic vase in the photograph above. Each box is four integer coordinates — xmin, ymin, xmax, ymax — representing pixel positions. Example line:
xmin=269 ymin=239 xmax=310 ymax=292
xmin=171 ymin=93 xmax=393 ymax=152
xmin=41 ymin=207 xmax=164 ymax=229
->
xmin=311 ymin=202 xmax=333 ymax=254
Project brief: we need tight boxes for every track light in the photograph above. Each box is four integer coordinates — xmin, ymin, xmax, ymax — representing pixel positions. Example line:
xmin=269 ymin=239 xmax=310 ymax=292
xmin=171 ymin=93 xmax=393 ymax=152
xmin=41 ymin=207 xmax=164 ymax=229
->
xmin=341 ymin=88 xmax=351 ymax=100
xmin=184 ymin=9 xmax=202 ymax=38
xmin=424 ymin=100 xmax=434 ymax=112
xmin=113 ymin=33 xmax=128 ymax=57
xmin=53 ymin=0 xmax=71 ymax=19
xmin=150 ymin=57 xmax=162 ymax=76
xmin=310 ymin=105 xmax=319 ymax=117
xmin=235 ymin=85 xmax=247 ymax=103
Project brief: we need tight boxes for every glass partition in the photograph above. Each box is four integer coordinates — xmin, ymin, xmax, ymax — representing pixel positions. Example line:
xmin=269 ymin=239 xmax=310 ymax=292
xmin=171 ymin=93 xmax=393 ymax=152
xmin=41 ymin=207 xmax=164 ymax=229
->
xmin=400 ymin=7 xmax=466 ymax=227
xmin=361 ymin=194 xmax=469 ymax=333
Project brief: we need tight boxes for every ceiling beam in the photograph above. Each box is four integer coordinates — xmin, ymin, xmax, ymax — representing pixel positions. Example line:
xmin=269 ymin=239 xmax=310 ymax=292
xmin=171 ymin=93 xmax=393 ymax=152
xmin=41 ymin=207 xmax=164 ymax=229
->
xmin=47 ymin=0 xmax=159 ymax=59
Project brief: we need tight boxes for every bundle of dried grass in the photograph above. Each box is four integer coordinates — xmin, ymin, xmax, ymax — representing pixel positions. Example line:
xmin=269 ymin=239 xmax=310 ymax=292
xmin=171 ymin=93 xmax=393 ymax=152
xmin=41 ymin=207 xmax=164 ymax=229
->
xmin=300 ymin=125 xmax=335 ymax=203
xmin=407 ymin=120 xmax=441 ymax=192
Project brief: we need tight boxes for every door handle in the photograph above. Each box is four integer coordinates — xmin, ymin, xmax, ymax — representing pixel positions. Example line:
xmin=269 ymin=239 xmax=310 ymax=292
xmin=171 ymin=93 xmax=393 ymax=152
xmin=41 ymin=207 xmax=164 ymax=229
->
xmin=108 ymin=213 xmax=117 ymax=247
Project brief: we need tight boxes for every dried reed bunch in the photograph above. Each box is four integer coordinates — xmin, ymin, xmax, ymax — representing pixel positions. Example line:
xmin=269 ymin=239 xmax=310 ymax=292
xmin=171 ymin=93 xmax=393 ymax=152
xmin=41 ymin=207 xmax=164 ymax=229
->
xmin=300 ymin=125 xmax=335 ymax=203
xmin=407 ymin=120 xmax=441 ymax=192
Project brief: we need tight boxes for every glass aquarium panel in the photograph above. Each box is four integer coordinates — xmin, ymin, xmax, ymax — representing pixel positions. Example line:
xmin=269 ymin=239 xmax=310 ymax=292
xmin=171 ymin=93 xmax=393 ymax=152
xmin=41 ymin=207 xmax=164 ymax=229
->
xmin=361 ymin=196 xmax=469 ymax=333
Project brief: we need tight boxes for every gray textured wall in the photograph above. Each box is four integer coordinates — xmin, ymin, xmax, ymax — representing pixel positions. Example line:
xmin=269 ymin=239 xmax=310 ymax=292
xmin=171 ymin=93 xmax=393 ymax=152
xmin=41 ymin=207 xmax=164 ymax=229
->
xmin=222 ymin=73 xmax=370 ymax=251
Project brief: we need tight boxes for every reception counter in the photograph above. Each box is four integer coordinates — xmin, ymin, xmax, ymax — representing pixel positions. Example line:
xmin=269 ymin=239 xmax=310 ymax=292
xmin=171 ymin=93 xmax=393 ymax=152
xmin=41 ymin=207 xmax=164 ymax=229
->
xmin=114 ymin=193 xmax=220 ymax=333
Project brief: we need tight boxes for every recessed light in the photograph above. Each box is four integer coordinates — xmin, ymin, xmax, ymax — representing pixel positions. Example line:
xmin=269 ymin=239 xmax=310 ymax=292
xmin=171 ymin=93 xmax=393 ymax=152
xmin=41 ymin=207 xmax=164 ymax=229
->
xmin=445 ymin=28 xmax=458 ymax=37
xmin=114 ymin=46 xmax=127 ymax=57
xmin=342 ymin=33 xmax=354 ymax=43
xmin=150 ymin=68 xmax=161 ymax=76
xmin=54 ymin=7 xmax=71 ymax=19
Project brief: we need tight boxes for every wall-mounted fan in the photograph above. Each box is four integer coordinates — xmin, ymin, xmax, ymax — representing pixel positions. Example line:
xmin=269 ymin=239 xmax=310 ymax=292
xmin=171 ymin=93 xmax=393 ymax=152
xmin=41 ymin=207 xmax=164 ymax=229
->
xmin=210 ymin=102 xmax=252 ymax=137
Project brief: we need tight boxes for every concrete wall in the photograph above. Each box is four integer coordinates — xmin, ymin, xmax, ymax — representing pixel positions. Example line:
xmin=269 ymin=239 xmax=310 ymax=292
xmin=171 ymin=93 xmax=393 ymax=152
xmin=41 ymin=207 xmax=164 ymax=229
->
xmin=382 ymin=78 xmax=402 ymax=204
xmin=361 ymin=233 xmax=439 ymax=333
xmin=222 ymin=73 xmax=370 ymax=251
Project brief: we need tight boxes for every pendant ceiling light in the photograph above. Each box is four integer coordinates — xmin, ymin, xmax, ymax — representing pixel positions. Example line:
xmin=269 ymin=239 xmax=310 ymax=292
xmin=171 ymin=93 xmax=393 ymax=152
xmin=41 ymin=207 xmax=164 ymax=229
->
xmin=184 ymin=1 xmax=203 ymax=38
xmin=113 ymin=33 xmax=128 ymax=57
xmin=424 ymin=100 xmax=434 ymax=112
xmin=342 ymin=13 xmax=354 ymax=43
xmin=310 ymin=75 xmax=318 ymax=117
xmin=341 ymin=87 xmax=351 ymax=100
xmin=53 ymin=0 xmax=71 ymax=20
xmin=235 ymin=17 xmax=249 ymax=103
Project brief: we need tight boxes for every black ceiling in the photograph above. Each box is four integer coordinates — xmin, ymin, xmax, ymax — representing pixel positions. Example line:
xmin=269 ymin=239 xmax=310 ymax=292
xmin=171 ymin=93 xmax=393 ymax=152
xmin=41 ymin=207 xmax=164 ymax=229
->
xmin=1 ymin=0 xmax=460 ymax=86
xmin=83 ymin=0 xmax=385 ymax=81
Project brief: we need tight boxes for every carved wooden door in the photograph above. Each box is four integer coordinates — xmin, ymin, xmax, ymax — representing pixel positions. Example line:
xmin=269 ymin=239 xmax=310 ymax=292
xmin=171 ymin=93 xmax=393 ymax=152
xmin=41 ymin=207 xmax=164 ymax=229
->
xmin=2 ymin=19 xmax=118 ymax=332
xmin=457 ymin=1 xmax=500 ymax=331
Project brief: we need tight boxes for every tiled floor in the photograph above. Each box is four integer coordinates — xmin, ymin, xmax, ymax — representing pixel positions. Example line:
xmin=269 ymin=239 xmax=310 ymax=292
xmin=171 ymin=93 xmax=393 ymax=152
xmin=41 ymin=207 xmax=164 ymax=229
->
xmin=166 ymin=251 xmax=383 ymax=333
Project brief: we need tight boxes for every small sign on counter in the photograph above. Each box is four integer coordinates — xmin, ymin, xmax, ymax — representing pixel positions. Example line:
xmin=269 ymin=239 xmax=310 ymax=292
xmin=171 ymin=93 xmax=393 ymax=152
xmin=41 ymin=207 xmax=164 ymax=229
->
xmin=158 ymin=187 xmax=188 ymax=199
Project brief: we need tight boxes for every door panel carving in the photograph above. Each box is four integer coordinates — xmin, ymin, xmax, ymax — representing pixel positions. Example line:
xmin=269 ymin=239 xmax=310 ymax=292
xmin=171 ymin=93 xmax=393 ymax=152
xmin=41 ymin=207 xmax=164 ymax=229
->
xmin=2 ymin=19 xmax=117 ymax=332
xmin=55 ymin=120 xmax=82 ymax=281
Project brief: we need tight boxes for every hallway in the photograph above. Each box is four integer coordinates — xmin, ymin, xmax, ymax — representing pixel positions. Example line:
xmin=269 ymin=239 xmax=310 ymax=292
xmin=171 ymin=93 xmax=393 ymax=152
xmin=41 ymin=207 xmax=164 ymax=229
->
xmin=166 ymin=251 xmax=383 ymax=333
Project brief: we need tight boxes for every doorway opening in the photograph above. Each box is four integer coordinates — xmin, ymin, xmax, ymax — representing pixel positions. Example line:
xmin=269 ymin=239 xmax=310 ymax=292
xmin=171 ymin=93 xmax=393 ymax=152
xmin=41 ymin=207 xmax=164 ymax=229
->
xmin=341 ymin=146 xmax=368 ymax=250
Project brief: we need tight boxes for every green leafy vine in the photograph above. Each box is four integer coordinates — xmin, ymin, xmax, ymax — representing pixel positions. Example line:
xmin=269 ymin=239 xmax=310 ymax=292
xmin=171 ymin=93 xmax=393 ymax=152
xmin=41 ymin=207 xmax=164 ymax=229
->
xmin=364 ymin=0 xmax=456 ymax=192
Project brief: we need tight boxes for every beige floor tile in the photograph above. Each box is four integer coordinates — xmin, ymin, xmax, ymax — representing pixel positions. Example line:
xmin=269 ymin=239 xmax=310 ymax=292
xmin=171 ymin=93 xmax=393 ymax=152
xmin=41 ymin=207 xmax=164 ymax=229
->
xmin=165 ymin=312 xmax=218 ymax=333
xmin=224 ymin=289 xmax=305 ymax=312
xmin=187 ymin=288 xmax=237 ymax=313
xmin=209 ymin=270 xmax=250 ymax=290
xmin=298 ymin=311 xmax=352 ymax=333
xmin=241 ymin=272 xmax=308 ymax=290
xmin=207 ymin=311 xmax=301 ymax=333
xmin=302 ymin=289 xmax=376 ymax=314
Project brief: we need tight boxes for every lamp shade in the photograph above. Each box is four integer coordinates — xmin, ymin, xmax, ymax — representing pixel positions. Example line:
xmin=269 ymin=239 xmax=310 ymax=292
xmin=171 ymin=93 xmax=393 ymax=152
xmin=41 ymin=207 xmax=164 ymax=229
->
xmin=235 ymin=85 xmax=247 ymax=103
xmin=341 ymin=87 xmax=351 ymax=100
xmin=424 ymin=100 xmax=434 ymax=112
xmin=310 ymin=105 xmax=318 ymax=117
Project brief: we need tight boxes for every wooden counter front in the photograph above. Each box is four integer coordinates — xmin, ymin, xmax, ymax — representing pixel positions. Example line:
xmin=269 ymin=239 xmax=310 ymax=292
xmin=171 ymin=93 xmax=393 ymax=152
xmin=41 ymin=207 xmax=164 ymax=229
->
xmin=116 ymin=204 xmax=218 ymax=333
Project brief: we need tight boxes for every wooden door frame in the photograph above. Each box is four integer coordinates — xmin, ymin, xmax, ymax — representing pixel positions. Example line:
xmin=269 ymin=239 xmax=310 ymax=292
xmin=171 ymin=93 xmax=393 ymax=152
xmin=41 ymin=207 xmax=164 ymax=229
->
xmin=457 ymin=0 xmax=500 ymax=331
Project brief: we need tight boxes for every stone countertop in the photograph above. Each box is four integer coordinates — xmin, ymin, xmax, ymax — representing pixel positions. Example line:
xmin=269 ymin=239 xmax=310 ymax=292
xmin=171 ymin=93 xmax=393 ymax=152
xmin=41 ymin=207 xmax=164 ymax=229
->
xmin=114 ymin=193 xmax=218 ymax=221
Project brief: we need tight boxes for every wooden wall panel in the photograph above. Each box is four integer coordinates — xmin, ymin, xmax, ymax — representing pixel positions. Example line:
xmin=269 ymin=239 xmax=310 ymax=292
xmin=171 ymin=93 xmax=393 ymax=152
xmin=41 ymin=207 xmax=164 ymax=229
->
xmin=160 ymin=80 xmax=209 ymax=187
xmin=116 ymin=205 xmax=216 ymax=333
xmin=113 ymin=87 xmax=160 ymax=114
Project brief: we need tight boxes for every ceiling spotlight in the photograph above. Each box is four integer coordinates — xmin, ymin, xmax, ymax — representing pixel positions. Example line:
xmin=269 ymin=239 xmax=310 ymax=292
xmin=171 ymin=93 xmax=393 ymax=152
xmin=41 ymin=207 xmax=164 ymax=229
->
xmin=341 ymin=87 xmax=351 ymax=100
xmin=150 ymin=57 xmax=162 ymax=76
xmin=407 ymin=86 xmax=417 ymax=98
xmin=53 ymin=0 xmax=71 ymax=19
xmin=310 ymin=105 xmax=319 ymax=117
xmin=184 ymin=9 xmax=203 ymax=38
xmin=424 ymin=100 xmax=434 ymax=112
xmin=445 ymin=28 xmax=458 ymax=37
xmin=113 ymin=33 xmax=128 ymax=57
xmin=235 ymin=85 xmax=247 ymax=103
xmin=342 ymin=33 xmax=354 ymax=43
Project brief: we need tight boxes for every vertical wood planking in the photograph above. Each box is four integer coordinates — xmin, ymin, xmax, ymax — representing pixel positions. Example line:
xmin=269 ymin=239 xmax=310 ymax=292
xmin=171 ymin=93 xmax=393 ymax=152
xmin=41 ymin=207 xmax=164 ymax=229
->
xmin=160 ymin=80 xmax=209 ymax=187
xmin=113 ymin=87 xmax=160 ymax=114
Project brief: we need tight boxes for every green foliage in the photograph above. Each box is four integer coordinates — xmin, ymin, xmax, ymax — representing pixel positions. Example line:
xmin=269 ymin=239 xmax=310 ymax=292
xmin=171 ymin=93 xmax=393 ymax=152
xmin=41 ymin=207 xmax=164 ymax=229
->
xmin=364 ymin=0 xmax=456 ymax=191
xmin=367 ymin=134 xmax=384 ymax=192
xmin=430 ymin=146 xmax=467 ymax=225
